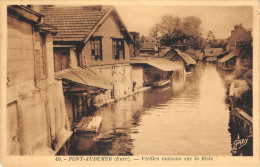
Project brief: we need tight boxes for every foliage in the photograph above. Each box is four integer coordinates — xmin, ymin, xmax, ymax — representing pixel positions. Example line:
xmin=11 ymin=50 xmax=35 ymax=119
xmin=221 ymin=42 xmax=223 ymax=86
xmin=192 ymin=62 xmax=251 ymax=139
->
xmin=149 ymin=15 xmax=203 ymax=50
xmin=149 ymin=24 xmax=160 ymax=39
xmin=205 ymin=31 xmax=216 ymax=43
xmin=182 ymin=16 xmax=202 ymax=38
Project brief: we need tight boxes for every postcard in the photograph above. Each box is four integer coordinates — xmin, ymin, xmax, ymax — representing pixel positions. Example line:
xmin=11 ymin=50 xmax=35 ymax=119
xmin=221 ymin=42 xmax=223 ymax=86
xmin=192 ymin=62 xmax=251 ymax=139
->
xmin=1 ymin=0 xmax=259 ymax=166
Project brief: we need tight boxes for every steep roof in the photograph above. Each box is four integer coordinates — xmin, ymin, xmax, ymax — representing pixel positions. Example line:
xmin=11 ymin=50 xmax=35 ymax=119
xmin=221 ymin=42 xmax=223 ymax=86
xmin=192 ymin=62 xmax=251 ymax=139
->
xmin=40 ymin=6 xmax=111 ymax=42
xmin=40 ymin=5 xmax=132 ymax=44
xmin=218 ymin=52 xmax=237 ymax=63
xmin=184 ymin=50 xmax=199 ymax=61
xmin=159 ymin=47 xmax=172 ymax=57
xmin=175 ymin=49 xmax=196 ymax=66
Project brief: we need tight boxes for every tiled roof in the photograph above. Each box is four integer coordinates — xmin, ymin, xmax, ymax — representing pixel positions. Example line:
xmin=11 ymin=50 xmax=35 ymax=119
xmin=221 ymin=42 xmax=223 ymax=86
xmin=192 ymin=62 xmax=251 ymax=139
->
xmin=184 ymin=51 xmax=199 ymax=61
xmin=40 ymin=5 xmax=113 ymax=42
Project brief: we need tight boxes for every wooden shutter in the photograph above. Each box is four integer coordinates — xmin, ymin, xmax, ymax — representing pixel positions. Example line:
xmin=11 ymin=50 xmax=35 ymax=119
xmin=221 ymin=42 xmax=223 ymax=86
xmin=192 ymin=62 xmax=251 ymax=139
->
xmin=34 ymin=31 xmax=41 ymax=82
xmin=54 ymin=52 xmax=62 ymax=72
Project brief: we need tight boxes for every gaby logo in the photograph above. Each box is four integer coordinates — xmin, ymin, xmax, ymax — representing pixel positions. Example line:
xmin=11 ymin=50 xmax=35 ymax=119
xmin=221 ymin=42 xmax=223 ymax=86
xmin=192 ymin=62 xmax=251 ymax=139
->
xmin=232 ymin=138 xmax=248 ymax=150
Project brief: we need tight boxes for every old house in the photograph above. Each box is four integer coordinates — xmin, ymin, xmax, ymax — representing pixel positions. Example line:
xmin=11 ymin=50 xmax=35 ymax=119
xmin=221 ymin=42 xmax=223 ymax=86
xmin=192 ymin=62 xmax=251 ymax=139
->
xmin=130 ymin=58 xmax=182 ymax=87
xmin=203 ymin=48 xmax=223 ymax=62
xmin=160 ymin=48 xmax=196 ymax=73
xmin=217 ymin=52 xmax=237 ymax=70
xmin=7 ymin=5 xmax=72 ymax=155
xmin=184 ymin=49 xmax=200 ymax=61
xmin=40 ymin=5 xmax=134 ymax=124
xmin=218 ymin=24 xmax=252 ymax=71
xmin=226 ymin=24 xmax=252 ymax=51
xmin=139 ymin=36 xmax=159 ymax=57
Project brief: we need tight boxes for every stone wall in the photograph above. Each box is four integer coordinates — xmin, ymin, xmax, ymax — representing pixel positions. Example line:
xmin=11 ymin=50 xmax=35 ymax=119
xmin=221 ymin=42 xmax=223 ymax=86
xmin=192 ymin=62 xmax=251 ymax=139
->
xmin=132 ymin=65 xmax=144 ymax=90
xmin=90 ymin=64 xmax=132 ymax=99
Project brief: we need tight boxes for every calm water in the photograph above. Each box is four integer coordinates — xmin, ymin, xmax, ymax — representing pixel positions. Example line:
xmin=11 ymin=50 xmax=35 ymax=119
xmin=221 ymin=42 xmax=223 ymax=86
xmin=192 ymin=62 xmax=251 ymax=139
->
xmin=60 ymin=62 xmax=252 ymax=156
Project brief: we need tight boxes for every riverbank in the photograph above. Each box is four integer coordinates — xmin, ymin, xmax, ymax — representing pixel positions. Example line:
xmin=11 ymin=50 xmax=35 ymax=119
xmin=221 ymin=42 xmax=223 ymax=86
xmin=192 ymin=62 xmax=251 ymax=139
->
xmin=225 ymin=68 xmax=252 ymax=117
xmin=58 ymin=63 xmax=238 ymax=156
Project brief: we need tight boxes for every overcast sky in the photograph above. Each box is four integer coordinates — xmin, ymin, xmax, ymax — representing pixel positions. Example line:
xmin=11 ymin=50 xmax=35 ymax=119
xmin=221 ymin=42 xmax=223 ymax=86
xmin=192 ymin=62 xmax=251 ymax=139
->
xmin=116 ymin=6 xmax=253 ymax=39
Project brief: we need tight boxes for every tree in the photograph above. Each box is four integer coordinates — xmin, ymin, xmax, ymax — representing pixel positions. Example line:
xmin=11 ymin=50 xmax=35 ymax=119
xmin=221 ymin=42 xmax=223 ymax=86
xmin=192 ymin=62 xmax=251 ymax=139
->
xmin=182 ymin=16 xmax=202 ymax=38
xmin=182 ymin=16 xmax=203 ymax=50
xmin=158 ymin=16 xmax=183 ymax=46
xmin=205 ymin=31 xmax=217 ymax=48
xmin=149 ymin=24 xmax=159 ymax=39
xmin=149 ymin=15 xmax=203 ymax=50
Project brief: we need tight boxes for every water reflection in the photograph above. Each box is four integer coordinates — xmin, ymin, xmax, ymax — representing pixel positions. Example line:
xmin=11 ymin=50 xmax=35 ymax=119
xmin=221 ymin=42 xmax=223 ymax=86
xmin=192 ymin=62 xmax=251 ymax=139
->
xmin=60 ymin=62 xmax=252 ymax=156
xmin=131 ymin=63 xmax=230 ymax=155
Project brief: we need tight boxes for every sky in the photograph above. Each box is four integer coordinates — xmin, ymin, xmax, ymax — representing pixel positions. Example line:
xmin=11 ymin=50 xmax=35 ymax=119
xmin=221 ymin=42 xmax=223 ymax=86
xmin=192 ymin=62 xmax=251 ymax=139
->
xmin=115 ymin=6 xmax=253 ymax=39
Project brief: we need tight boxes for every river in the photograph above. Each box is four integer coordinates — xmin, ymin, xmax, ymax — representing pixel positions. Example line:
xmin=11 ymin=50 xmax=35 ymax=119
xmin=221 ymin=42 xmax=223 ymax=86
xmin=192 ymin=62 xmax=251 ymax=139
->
xmin=58 ymin=62 xmax=252 ymax=156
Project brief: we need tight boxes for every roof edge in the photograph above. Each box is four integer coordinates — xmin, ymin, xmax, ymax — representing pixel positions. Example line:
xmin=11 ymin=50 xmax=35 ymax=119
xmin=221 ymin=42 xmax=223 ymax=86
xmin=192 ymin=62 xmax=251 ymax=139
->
xmin=112 ymin=8 xmax=134 ymax=44
xmin=82 ymin=6 xmax=115 ymax=46
xmin=82 ymin=6 xmax=133 ymax=46
xmin=8 ymin=5 xmax=43 ymax=24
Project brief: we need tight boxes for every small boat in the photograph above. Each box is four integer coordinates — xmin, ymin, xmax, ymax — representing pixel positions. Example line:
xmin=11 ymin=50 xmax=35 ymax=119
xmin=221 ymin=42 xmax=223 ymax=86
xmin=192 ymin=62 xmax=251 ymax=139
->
xmin=186 ymin=72 xmax=192 ymax=76
xmin=153 ymin=80 xmax=170 ymax=87
xmin=74 ymin=116 xmax=102 ymax=133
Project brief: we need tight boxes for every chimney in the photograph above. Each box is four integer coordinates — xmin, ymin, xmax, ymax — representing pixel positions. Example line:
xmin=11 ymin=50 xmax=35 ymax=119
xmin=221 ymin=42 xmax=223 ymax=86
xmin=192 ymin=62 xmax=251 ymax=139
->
xmin=129 ymin=32 xmax=140 ymax=57
xmin=234 ymin=25 xmax=239 ymax=30
xmin=231 ymin=30 xmax=235 ymax=37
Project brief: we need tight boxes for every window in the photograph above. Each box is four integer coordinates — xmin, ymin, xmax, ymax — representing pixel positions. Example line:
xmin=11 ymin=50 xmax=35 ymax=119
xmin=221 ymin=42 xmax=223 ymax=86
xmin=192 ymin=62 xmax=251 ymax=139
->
xmin=90 ymin=37 xmax=102 ymax=61
xmin=40 ymin=33 xmax=47 ymax=78
xmin=112 ymin=38 xmax=124 ymax=60
xmin=54 ymin=49 xmax=70 ymax=72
